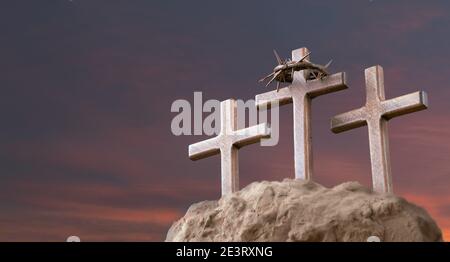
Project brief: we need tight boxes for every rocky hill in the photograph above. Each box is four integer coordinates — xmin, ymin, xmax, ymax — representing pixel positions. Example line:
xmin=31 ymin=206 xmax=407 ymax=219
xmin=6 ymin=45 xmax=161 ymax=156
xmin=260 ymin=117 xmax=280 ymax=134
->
xmin=166 ymin=179 xmax=442 ymax=242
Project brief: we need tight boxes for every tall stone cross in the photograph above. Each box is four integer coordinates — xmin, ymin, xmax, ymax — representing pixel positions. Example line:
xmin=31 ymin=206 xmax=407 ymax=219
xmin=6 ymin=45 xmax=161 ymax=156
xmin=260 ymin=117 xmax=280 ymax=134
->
xmin=255 ymin=47 xmax=348 ymax=180
xmin=331 ymin=65 xmax=428 ymax=193
xmin=188 ymin=99 xmax=271 ymax=196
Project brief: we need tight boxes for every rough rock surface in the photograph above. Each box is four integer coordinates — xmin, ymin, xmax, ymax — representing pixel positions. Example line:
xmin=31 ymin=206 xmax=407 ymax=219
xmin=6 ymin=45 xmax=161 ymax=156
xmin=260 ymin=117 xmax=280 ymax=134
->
xmin=166 ymin=179 xmax=442 ymax=242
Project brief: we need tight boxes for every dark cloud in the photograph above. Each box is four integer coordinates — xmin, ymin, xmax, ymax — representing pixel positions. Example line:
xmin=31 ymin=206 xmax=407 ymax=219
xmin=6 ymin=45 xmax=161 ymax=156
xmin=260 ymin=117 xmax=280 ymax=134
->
xmin=0 ymin=0 xmax=449 ymax=241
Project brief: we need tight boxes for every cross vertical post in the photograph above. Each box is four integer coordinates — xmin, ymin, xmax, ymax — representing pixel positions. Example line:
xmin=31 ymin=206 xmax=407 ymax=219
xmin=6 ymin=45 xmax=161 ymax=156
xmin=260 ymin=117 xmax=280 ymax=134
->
xmin=189 ymin=99 xmax=271 ymax=196
xmin=331 ymin=65 xmax=428 ymax=193
xmin=256 ymin=47 xmax=348 ymax=180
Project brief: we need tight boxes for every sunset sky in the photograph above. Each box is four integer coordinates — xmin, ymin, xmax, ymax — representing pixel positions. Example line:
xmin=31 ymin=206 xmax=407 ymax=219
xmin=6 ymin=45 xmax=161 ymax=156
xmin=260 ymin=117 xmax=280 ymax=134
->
xmin=0 ymin=0 xmax=449 ymax=241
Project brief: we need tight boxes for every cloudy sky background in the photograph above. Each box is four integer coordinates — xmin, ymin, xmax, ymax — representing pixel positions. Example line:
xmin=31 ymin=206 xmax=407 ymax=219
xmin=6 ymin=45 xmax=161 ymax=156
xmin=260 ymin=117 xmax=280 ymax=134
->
xmin=0 ymin=0 xmax=449 ymax=241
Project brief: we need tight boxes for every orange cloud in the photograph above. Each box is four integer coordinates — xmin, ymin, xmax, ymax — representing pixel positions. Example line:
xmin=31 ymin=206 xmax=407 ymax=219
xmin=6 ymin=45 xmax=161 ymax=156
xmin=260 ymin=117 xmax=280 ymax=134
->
xmin=402 ymin=193 xmax=450 ymax=241
xmin=3 ymin=193 xmax=183 ymax=241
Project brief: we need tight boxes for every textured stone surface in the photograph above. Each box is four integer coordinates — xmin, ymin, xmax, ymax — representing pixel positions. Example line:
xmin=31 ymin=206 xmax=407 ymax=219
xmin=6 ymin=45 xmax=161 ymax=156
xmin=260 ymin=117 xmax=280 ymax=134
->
xmin=166 ymin=179 xmax=442 ymax=242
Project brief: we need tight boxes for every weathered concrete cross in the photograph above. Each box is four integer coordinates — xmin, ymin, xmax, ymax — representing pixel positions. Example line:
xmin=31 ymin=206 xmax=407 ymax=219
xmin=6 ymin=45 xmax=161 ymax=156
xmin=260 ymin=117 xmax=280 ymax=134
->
xmin=331 ymin=65 xmax=428 ymax=193
xmin=188 ymin=99 xmax=270 ymax=196
xmin=255 ymin=47 xmax=348 ymax=180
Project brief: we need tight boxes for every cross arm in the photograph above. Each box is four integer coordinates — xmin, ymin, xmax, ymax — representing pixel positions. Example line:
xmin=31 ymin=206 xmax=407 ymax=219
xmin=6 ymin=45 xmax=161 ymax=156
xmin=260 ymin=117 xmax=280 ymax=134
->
xmin=255 ymin=87 xmax=292 ymax=109
xmin=232 ymin=123 xmax=271 ymax=148
xmin=188 ymin=137 xmax=220 ymax=161
xmin=381 ymin=91 xmax=428 ymax=120
xmin=331 ymin=107 xmax=367 ymax=133
xmin=307 ymin=72 xmax=348 ymax=98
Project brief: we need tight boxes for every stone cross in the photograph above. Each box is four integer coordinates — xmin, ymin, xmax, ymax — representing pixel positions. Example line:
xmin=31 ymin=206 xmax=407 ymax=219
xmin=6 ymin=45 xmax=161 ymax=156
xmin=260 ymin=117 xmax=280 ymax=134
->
xmin=188 ymin=99 xmax=271 ymax=196
xmin=331 ymin=65 xmax=428 ymax=193
xmin=255 ymin=47 xmax=348 ymax=180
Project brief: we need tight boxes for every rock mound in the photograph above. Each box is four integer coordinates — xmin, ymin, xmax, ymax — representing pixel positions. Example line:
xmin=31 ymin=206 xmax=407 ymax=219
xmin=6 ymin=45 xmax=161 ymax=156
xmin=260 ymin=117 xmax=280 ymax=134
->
xmin=166 ymin=179 xmax=442 ymax=242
